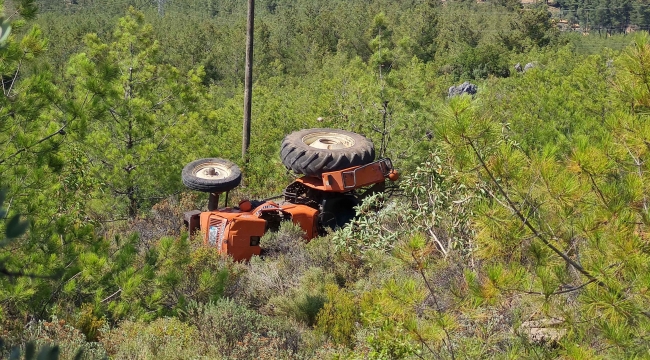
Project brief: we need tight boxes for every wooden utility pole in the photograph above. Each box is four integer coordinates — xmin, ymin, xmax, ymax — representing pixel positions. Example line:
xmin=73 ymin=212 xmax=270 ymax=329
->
xmin=242 ymin=0 xmax=255 ymax=162
xmin=157 ymin=0 xmax=165 ymax=17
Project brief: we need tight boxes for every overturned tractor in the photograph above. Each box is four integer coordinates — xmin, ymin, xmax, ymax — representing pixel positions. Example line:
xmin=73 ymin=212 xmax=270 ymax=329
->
xmin=182 ymin=128 xmax=398 ymax=261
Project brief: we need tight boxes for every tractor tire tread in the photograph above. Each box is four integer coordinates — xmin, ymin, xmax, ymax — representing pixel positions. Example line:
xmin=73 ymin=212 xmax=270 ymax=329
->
xmin=280 ymin=128 xmax=375 ymax=176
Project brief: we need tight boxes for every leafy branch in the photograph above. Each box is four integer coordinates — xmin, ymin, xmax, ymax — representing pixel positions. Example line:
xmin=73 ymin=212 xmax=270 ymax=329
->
xmin=0 ymin=187 xmax=52 ymax=281
xmin=0 ymin=125 xmax=68 ymax=166
xmin=461 ymin=134 xmax=650 ymax=320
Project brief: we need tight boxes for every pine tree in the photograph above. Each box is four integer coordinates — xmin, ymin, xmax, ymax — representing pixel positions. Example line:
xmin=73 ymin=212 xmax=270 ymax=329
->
xmin=367 ymin=12 xmax=395 ymax=73
xmin=67 ymin=8 xmax=204 ymax=219
xmin=430 ymin=39 xmax=650 ymax=355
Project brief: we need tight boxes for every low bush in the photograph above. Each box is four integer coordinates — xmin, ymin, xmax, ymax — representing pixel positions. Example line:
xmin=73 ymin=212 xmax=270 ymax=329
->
xmin=316 ymin=284 xmax=360 ymax=347
xmin=8 ymin=317 xmax=107 ymax=360
xmin=259 ymin=221 xmax=307 ymax=257
xmin=186 ymin=299 xmax=301 ymax=359
xmin=269 ymin=267 xmax=333 ymax=326
xmin=236 ymin=222 xmax=312 ymax=308
xmin=100 ymin=317 xmax=197 ymax=359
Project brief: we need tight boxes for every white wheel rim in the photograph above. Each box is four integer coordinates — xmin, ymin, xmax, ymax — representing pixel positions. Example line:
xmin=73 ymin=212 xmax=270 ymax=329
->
xmin=193 ymin=162 xmax=232 ymax=180
xmin=302 ymin=132 xmax=355 ymax=150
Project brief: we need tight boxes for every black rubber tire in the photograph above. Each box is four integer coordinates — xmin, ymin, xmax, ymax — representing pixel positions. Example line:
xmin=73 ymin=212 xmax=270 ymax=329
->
xmin=280 ymin=128 xmax=375 ymax=176
xmin=182 ymin=158 xmax=242 ymax=193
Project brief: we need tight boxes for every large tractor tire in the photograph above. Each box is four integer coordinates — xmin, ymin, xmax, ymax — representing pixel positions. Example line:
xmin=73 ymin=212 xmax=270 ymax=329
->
xmin=182 ymin=158 xmax=242 ymax=193
xmin=280 ymin=128 xmax=375 ymax=176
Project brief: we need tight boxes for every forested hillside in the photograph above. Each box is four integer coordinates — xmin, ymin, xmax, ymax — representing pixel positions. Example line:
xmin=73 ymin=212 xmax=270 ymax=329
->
xmin=555 ymin=0 xmax=650 ymax=33
xmin=1 ymin=0 xmax=649 ymax=358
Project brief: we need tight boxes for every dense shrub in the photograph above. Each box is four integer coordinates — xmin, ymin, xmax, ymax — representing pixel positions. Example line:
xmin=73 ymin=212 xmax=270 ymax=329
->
xmin=259 ymin=221 xmax=307 ymax=257
xmin=450 ymin=44 xmax=511 ymax=80
xmin=268 ymin=267 xmax=332 ymax=326
xmin=334 ymin=151 xmax=476 ymax=259
xmin=316 ymin=285 xmax=360 ymax=346
xmin=100 ymin=317 xmax=197 ymax=359
xmin=8 ymin=317 xmax=107 ymax=360
xmin=185 ymin=299 xmax=301 ymax=359
xmin=236 ymin=222 xmax=313 ymax=308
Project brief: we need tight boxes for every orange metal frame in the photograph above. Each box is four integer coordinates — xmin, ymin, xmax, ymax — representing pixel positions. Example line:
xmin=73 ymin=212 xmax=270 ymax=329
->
xmin=296 ymin=158 xmax=397 ymax=192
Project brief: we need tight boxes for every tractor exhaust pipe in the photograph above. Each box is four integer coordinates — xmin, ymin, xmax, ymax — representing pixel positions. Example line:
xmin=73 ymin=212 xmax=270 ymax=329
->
xmin=207 ymin=191 xmax=230 ymax=211
xmin=208 ymin=193 xmax=220 ymax=211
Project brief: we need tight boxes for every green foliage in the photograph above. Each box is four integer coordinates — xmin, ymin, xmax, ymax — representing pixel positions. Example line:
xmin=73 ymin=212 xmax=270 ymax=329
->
xmin=0 ymin=17 xmax=12 ymax=46
xmin=15 ymin=0 xmax=38 ymax=21
xmin=73 ymin=304 xmax=104 ymax=342
xmin=316 ymin=285 xmax=359 ymax=346
xmin=396 ymin=0 xmax=440 ymax=63
xmin=0 ymin=188 xmax=29 ymax=247
xmin=433 ymin=40 xmax=650 ymax=357
xmin=0 ymin=0 xmax=68 ymax=228
xmin=259 ymin=221 xmax=306 ymax=256
xmin=94 ymin=235 xmax=239 ymax=321
xmin=4 ymin=0 xmax=650 ymax=358
xmin=240 ymin=222 xmax=316 ymax=308
xmin=3 ymin=342 xmax=61 ymax=360
xmin=616 ymin=32 xmax=650 ymax=113
xmin=500 ymin=6 xmax=564 ymax=52
xmin=334 ymin=152 xmax=475 ymax=258
xmin=333 ymin=193 xmax=399 ymax=253
xmin=269 ymin=267 xmax=331 ymax=327
xmin=66 ymin=7 xmax=206 ymax=218
xmin=451 ymin=43 xmax=511 ymax=80
xmin=359 ymin=278 xmax=427 ymax=359
xmin=556 ymin=0 xmax=649 ymax=33
xmin=368 ymin=12 xmax=395 ymax=72
xmin=100 ymin=317 xmax=197 ymax=360
xmin=9 ymin=317 xmax=106 ymax=359
xmin=183 ymin=299 xmax=300 ymax=359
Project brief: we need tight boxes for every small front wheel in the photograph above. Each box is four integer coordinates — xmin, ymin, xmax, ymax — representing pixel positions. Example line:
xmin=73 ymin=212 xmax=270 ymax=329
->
xmin=182 ymin=158 xmax=242 ymax=193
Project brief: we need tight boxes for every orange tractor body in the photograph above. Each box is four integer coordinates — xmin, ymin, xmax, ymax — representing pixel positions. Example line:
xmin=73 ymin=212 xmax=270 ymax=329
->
xmin=197 ymin=201 xmax=319 ymax=261
xmin=185 ymin=159 xmax=398 ymax=261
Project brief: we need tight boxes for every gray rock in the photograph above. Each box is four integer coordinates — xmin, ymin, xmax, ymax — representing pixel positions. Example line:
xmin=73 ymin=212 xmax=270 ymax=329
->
xmin=524 ymin=62 xmax=536 ymax=72
xmin=514 ymin=63 xmax=523 ymax=72
xmin=448 ymin=81 xmax=478 ymax=98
